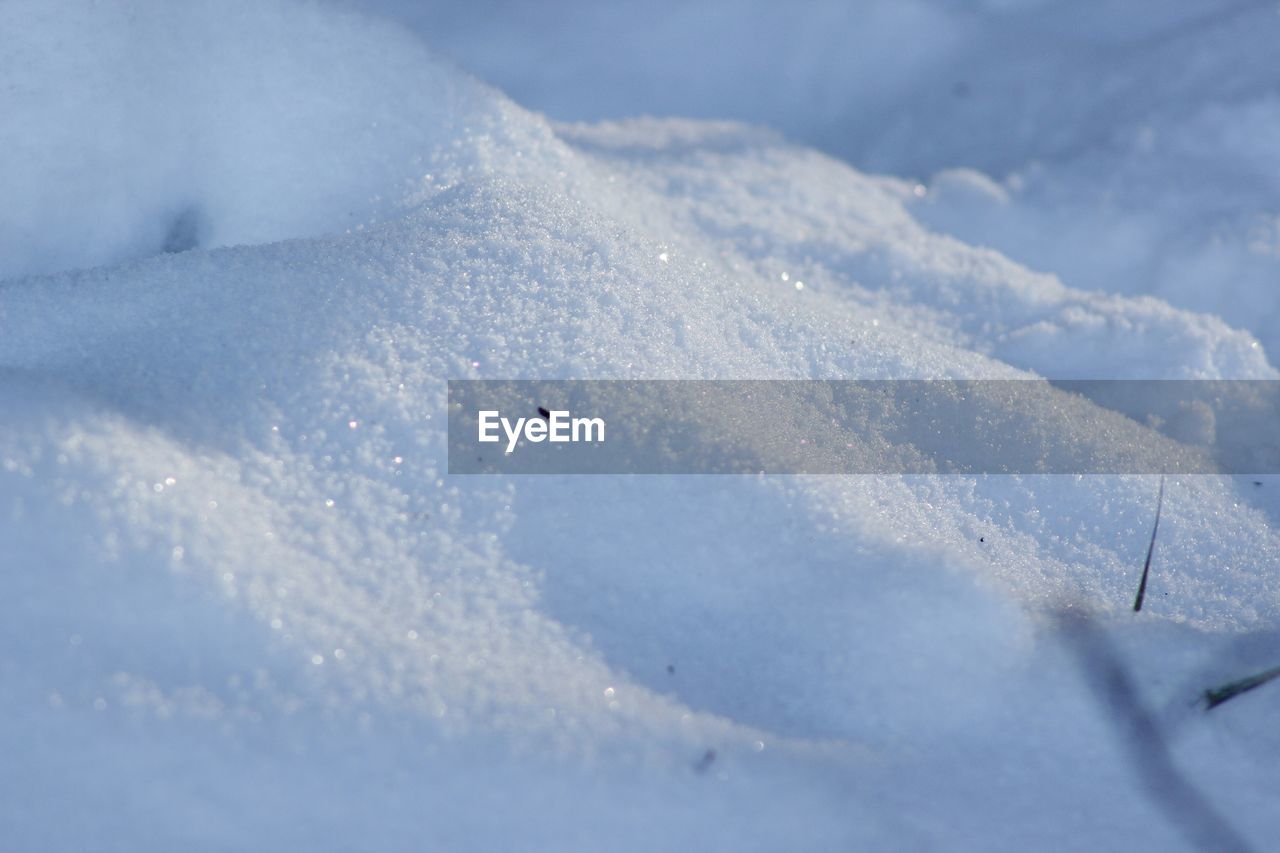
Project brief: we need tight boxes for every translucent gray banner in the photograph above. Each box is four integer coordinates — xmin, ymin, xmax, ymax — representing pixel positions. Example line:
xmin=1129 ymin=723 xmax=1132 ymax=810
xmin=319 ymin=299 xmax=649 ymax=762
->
xmin=447 ymin=380 xmax=1280 ymax=474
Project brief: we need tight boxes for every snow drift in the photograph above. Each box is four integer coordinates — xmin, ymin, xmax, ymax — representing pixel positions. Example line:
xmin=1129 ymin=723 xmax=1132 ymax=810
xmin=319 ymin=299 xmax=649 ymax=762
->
xmin=2 ymin=1 xmax=1279 ymax=850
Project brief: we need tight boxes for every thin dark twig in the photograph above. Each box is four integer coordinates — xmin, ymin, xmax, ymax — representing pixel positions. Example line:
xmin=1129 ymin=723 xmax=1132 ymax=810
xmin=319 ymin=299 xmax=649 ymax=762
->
xmin=1205 ymin=664 xmax=1280 ymax=710
xmin=1133 ymin=475 xmax=1166 ymax=612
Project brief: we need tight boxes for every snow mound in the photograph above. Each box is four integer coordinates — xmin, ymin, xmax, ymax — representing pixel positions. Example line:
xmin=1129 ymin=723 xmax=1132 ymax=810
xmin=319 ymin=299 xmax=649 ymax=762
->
xmin=355 ymin=0 xmax=1280 ymax=357
xmin=3 ymin=1 xmax=1279 ymax=850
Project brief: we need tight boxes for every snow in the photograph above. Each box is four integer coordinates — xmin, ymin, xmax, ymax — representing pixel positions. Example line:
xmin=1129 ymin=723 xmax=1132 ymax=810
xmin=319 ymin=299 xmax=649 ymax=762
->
xmin=351 ymin=0 xmax=1280 ymax=357
xmin=2 ymin=1 xmax=1279 ymax=850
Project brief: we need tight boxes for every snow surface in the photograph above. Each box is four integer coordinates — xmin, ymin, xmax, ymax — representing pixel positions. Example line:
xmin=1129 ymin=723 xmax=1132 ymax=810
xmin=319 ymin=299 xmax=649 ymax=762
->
xmin=350 ymin=0 xmax=1280 ymax=358
xmin=3 ymin=1 xmax=1280 ymax=850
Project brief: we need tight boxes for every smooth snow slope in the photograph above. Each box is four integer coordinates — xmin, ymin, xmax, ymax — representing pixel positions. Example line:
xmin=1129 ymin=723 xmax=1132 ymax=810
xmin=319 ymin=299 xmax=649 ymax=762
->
xmin=3 ymin=1 xmax=1280 ymax=851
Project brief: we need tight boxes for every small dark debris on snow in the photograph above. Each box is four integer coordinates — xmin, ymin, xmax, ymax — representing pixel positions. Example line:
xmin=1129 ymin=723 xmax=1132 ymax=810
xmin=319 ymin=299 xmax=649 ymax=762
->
xmin=162 ymin=205 xmax=202 ymax=254
xmin=1205 ymin=664 xmax=1280 ymax=710
xmin=537 ymin=406 xmax=551 ymax=419
xmin=1133 ymin=476 xmax=1165 ymax=612
xmin=693 ymin=749 xmax=716 ymax=774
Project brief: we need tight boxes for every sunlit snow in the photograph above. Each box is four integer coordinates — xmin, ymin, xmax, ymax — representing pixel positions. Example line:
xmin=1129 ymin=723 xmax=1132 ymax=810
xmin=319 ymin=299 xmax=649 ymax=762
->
xmin=3 ymin=1 xmax=1279 ymax=850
